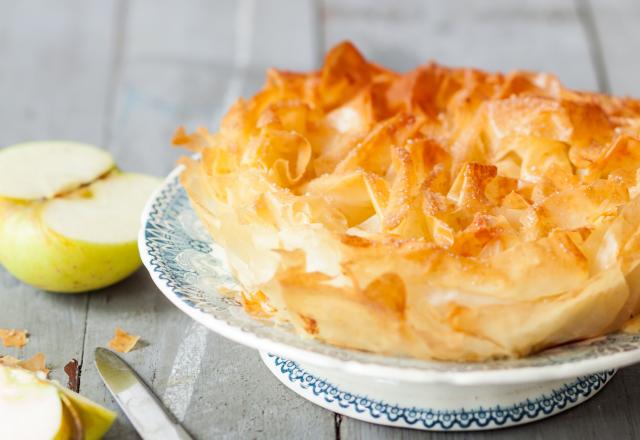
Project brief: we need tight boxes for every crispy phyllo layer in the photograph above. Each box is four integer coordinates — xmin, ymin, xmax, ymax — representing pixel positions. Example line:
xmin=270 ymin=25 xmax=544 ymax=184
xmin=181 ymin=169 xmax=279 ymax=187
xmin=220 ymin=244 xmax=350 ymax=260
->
xmin=176 ymin=41 xmax=640 ymax=361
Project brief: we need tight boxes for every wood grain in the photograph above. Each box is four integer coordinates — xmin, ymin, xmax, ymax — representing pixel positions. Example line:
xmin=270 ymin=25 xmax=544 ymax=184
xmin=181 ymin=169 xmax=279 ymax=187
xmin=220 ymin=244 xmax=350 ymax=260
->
xmin=2 ymin=0 xmax=640 ymax=439
xmin=589 ymin=0 xmax=640 ymax=96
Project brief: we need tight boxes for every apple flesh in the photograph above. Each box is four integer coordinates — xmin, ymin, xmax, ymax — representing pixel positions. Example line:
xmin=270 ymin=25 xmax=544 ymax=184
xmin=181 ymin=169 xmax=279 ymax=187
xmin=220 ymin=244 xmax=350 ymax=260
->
xmin=0 ymin=141 xmax=115 ymax=200
xmin=0 ymin=173 xmax=160 ymax=293
xmin=0 ymin=366 xmax=70 ymax=439
xmin=0 ymin=365 xmax=116 ymax=440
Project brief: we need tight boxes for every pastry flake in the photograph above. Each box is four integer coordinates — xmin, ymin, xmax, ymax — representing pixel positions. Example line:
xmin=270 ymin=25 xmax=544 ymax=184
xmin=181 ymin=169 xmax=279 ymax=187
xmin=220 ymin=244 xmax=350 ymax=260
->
xmin=0 ymin=328 xmax=28 ymax=348
xmin=108 ymin=328 xmax=140 ymax=353
xmin=0 ymin=353 xmax=49 ymax=376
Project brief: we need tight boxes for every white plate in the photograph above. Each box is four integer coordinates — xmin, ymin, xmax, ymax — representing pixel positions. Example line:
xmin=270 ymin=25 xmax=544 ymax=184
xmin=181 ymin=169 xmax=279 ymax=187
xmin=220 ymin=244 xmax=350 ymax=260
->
xmin=139 ymin=167 xmax=638 ymax=430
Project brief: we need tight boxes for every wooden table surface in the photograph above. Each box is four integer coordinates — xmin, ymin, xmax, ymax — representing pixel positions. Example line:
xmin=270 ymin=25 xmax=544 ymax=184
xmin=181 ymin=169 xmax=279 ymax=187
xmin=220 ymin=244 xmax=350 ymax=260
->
xmin=2 ymin=0 xmax=640 ymax=438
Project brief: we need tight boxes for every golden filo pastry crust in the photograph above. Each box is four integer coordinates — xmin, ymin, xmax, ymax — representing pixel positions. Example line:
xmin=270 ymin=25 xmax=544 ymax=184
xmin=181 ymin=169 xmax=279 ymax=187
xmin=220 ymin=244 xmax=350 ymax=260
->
xmin=176 ymin=41 xmax=640 ymax=361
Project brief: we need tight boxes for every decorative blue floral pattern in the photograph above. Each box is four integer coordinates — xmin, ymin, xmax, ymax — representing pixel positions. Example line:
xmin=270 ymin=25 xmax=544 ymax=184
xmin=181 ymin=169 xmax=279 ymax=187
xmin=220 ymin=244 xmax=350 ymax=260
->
xmin=141 ymin=172 xmax=640 ymax=375
xmin=268 ymin=354 xmax=615 ymax=430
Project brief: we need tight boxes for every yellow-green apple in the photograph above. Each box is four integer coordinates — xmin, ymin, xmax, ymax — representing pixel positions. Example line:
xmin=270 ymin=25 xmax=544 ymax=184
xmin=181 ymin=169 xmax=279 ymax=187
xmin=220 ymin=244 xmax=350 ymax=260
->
xmin=0 ymin=142 xmax=160 ymax=292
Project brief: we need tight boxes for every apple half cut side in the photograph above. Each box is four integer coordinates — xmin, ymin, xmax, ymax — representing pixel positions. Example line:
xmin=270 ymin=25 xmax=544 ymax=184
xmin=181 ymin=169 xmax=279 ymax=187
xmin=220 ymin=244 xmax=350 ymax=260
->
xmin=0 ymin=366 xmax=72 ymax=439
xmin=0 ymin=365 xmax=116 ymax=440
xmin=0 ymin=141 xmax=115 ymax=201
xmin=0 ymin=172 xmax=161 ymax=293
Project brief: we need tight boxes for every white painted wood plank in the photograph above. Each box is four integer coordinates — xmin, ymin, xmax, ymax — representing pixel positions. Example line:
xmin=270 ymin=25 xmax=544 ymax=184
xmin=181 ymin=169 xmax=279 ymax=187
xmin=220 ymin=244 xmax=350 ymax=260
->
xmin=0 ymin=0 xmax=117 ymax=387
xmin=124 ymin=0 xmax=318 ymax=72
xmin=180 ymin=335 xmax=335 ymax=439
xmin=0 ymin=271 xmax=89 ymax=387
xmin=589 ymin=0 xmax=640 ymax=96
xmin=322 ymin=0 xmax=598 ymax=90
xmin=248 ymin=0 xmax=320 ymax=71
xmin=107 ymin=62 xmax=236 ymax=175
xmin=125 ymin=0 xmax=238 ymax=66
xmin=0 ymin=0 xmax=115 ymax=144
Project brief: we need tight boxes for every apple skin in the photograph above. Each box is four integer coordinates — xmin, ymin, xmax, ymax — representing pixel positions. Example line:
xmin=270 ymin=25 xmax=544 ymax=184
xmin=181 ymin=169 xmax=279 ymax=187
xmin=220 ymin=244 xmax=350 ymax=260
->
xmin=58 ymin=387 xmax=117 ymax=440
xmin=0 ymin=199 xmax=142 ymax=293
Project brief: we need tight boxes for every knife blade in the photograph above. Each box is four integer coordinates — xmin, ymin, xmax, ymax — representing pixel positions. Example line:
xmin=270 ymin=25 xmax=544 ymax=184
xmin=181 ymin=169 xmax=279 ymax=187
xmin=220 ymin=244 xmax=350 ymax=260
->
xmin=94 ymin=347 xmax=192 ymax=440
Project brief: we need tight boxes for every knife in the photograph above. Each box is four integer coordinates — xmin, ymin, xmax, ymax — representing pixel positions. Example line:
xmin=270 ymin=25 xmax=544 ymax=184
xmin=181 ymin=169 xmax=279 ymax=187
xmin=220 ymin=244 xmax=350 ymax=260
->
xmin=94 ymin=347 xmax=193 ymax=440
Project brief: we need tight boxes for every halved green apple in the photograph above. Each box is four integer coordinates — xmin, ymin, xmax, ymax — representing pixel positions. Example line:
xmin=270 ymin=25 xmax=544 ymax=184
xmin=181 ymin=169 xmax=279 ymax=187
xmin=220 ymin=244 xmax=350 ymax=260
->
xmin=0 ymin=365 xmax=116 ymax=440
xmin=0 ymin=142 xmax=161 ymax=293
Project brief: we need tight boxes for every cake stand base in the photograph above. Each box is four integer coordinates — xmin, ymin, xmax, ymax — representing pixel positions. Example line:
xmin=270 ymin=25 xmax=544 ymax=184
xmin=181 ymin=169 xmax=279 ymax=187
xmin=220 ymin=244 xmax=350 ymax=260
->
xmin=260 ymin=351 xmax=615 ymax=431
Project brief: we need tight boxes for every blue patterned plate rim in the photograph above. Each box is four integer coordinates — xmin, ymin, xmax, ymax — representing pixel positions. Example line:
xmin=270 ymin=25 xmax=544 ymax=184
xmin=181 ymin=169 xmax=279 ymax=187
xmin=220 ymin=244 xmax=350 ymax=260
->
xmin=263 ymin=353 xmax=616 ymax=431
xmin=139 ymin=166 xmax=640 ymax=385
